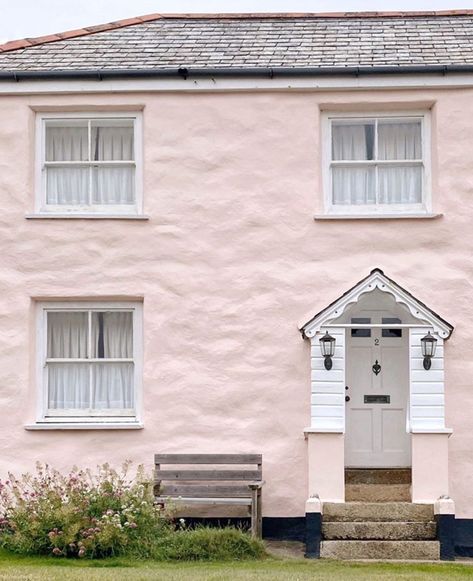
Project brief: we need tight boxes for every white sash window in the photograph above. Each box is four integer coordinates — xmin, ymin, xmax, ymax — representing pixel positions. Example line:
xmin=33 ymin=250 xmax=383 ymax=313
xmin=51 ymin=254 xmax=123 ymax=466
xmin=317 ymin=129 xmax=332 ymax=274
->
xmin=323 ymin=112 xmax=431 ymax=217
xmin=36 ymin=113 xmax=142 ymax=215
xmin=36 ymin=301 xmax=142 ymax=423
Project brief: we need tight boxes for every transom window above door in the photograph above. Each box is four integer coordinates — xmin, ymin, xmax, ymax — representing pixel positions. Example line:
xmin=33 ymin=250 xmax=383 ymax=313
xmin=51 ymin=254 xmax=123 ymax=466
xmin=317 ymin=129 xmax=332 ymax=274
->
xmin=322 ymin=113 xmax=431 ymax=217
xmin=35 ymin=113 xmax=142 ymax=216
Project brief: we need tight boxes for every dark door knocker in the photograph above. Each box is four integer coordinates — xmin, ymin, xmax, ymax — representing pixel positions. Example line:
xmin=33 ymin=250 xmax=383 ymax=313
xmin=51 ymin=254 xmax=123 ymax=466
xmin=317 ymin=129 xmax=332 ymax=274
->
xmin=372 ymin=360 xmax=381 ymax=376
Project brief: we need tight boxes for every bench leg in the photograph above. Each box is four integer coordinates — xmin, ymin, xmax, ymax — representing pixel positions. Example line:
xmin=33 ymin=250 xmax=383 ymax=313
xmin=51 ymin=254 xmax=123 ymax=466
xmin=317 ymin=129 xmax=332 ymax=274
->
xmin=250 ymin=488 xmax=258 ymax=538
xmin=250 ymin=488 xmax=263 ymax=539
xmin=256 ymin=488 xmax=262 ymax=539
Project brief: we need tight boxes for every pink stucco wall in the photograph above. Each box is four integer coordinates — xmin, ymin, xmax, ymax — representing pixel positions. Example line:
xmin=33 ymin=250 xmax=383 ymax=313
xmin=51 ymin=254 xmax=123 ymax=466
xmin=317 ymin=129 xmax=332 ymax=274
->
xmin=0 ymin=88 xmax=472 ymax=518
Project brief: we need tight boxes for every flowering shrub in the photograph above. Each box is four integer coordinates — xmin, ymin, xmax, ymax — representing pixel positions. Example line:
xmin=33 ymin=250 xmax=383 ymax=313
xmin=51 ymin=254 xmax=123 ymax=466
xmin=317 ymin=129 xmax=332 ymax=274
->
xmin=0 ymin=462 xmax=171 ymax=558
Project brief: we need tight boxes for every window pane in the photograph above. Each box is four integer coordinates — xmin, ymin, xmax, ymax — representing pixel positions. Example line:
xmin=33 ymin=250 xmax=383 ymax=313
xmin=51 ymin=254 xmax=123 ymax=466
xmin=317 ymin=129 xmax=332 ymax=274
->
xmin=91 ymin=312 xmax=133 ymax=359
xmin=47 ymin=312 xmax=88 ymax=358
xmin=91 ymin=122 xmax=134 ymax=161
xmin=92 ymin=362 xmax=134 ymax=409
xmin=332 ymin=166 xmax=376 ymax=205
xmin=382 ymin=317 xmax=402 ymax=338
xmin=45 ymin=124 xmax=89 ymax=162
xmin=46 ymin=167 xmax=89 ymax=205
xmin=48 ymin=363 xmax=90 ymax=409
xmin=378 ymin=121 xmax=422 ymax=160
xmin=378 ymin=165 xmax=422 ymax=204
xmin=351 ymin=317 xmax=371 ymax=338
xmin=92 ymin=166 xmax=135 ymax=204
xmin=332 ymin=122 xmax=375 ymax=160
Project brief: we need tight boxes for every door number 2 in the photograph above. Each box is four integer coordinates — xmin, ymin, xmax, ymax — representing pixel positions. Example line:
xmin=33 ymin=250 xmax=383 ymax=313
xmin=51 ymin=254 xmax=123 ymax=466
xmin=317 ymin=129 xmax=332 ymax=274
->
xmin=374 ymin=338 xmax=379 ymax=346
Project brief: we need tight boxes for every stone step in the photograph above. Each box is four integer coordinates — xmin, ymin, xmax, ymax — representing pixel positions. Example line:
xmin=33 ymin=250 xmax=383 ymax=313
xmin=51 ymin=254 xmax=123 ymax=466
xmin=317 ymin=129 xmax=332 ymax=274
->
xmin=323 ymin=502 xmax=434 ymax=523
xmin=345 ymin=469 xmax=411 ymax=485
xmin=321 ymin=540 xmax=440 ymax=560
xmin=323 ymin=521 xmax=437 ymax=541
xmin=345 ymin=483 xmax=411 ymax=502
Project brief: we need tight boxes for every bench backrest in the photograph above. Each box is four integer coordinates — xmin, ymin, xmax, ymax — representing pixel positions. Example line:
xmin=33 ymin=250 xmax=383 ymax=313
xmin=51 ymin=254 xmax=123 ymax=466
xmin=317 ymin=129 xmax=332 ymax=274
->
xmin=154 ymin=453 xmax=263 ymax=498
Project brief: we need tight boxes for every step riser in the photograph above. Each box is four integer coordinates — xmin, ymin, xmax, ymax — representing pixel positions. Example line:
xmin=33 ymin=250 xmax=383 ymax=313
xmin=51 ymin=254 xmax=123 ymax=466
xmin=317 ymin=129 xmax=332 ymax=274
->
xmin=321 ymin=540 xmax=440 ymax=560
xmin=345 ymin=469 xmax=411 ymax=485
xmin=323 ymin=502 xmax=434 ymax=523
xmin=323 ymin=521 xmax=437 ymax=541
xmin=345 ymin=483 xmax=411 ymax=502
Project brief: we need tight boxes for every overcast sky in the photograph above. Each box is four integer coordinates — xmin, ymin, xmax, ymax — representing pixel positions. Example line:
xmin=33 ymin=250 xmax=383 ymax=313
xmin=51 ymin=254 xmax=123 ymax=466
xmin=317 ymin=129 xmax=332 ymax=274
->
xmin=0 ymin=0 xmax=472 ymax=43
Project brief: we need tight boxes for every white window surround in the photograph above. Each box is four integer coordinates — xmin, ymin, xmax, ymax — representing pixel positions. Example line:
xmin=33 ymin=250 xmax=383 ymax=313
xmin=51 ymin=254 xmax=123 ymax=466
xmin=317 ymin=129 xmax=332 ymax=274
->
xmin=30 ymin=300 xmax=143 ymax=429
xmin=34 ymin=112 xmax=143 ymax=217
xmin=321 ymin=111 xmax=432 ymax=218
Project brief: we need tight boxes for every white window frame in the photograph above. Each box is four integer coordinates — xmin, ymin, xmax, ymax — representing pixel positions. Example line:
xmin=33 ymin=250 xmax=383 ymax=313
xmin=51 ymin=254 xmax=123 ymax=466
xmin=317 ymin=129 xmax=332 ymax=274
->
xmin=34 ymin=112 xmax=143 ymax=216
xmin=35 ymin=300 xmax=143 ymax=425
xmin=321 ymin=111 xmax=432 ymax=217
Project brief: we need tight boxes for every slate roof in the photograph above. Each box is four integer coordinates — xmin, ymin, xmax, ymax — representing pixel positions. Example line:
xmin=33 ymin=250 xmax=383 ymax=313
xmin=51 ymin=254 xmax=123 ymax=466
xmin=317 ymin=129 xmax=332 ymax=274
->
xmin=1 ymin=11 xmax=473 ymax=73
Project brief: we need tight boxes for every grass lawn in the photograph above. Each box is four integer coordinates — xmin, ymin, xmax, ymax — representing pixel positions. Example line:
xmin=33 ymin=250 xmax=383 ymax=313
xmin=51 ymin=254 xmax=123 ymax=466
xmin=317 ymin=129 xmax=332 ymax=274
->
xmin=0 ymin=551 xmax=472 ymax=581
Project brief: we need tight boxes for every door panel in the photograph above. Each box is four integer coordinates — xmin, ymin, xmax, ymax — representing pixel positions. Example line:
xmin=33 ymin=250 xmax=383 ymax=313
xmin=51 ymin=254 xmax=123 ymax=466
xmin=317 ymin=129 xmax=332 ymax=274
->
xmin=345 ymin=315 xmax=411 ymax=468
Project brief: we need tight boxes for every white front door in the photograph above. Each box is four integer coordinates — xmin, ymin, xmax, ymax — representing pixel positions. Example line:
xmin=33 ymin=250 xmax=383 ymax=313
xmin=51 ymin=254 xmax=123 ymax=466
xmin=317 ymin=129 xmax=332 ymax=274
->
xmin=345 ymin=315 xmax=411 ymax=468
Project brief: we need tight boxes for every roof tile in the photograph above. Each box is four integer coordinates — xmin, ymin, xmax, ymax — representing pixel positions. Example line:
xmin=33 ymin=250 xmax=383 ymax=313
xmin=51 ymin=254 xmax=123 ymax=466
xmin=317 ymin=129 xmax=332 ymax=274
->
xmin=2 ymin=12 xmax=473 ymax=71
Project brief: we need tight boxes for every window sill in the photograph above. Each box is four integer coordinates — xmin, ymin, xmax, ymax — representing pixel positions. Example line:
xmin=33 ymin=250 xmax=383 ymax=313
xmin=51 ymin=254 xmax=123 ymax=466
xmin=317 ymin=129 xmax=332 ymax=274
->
xmin=303 ymin=427 xmax=343 ymax=435
xmin=26 ymin=214 xmax=150 ymax=220
xmin=410 ymin=428 xmax=453 ymax=435
xmin=314 ymin=213 xmax=442 ymax=221
xmin=25 ymin=421 xmax=144 ymax=430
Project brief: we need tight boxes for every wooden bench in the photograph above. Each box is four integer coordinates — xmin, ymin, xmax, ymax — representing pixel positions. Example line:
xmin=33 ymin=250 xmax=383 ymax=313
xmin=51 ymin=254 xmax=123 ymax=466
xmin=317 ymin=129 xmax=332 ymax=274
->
xmin=154 ymin=453 xmax=264 ymax=538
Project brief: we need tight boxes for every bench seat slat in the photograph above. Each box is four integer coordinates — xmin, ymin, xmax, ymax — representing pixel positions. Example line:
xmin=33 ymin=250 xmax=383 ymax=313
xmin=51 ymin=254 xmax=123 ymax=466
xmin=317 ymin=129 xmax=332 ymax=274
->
xmin=155 ymin=497 xmax=251 ymax=506
xmin=155 ymin=454 xmax=262 ymax=465
xmin=158 ymin=484 xmax=254 ymax=498
xmin=155 ymin=469 xmax=261 ymax=481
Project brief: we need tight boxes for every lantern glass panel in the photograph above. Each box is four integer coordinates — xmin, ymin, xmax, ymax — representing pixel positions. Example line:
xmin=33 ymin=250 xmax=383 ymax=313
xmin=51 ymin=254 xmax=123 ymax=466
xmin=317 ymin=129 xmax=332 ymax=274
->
xmin=421 ymin=332 xmax=437 ymax=358
xmin=320 ymin=332 xmax=336 ymax=357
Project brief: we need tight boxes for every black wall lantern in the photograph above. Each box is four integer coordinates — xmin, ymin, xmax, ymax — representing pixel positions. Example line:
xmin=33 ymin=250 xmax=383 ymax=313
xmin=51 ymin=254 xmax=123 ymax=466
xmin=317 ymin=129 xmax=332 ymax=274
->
xmin=320 ymin=331 xmax=336 ymax=370
xmin=421 ymin=331 xmax=437 ymax=370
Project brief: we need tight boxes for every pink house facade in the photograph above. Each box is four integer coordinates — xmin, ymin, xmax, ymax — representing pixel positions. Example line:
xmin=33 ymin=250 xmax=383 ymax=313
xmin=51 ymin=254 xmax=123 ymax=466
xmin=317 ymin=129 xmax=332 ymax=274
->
xmin=0 ymin=10 xmax=473 ymax=559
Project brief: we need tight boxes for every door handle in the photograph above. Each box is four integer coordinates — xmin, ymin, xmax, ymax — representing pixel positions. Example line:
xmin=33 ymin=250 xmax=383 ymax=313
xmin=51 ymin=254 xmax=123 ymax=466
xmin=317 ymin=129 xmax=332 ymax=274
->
xmin=345 ymin=395 xmax=351 ymax=402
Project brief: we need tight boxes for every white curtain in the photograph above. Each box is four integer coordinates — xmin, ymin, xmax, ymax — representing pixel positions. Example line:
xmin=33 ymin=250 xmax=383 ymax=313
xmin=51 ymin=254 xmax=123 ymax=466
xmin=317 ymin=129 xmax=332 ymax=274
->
xmin=92 ymin=167 xmax=135 ymax=204
xmin=332 ymin=121 xmax=422 ymax=206
xmin=93 ymin=363 xmax=134 ymax=409
xmin=91 ymin=312 xmax=133 ymax=358
xmin=378 ymin=122 xmax=421 ymax=160
xmin=332 ymin=166 xmax=376 ymax=205
xmin=92 ymin=126 xmax=134 ymax=161
xmin=47 ymin=312 xmax=88 ymax=358
xmin=378 ymin=166 xmax=422 ymax=204
xmin=45 ymin=123 xmax=134 ymax=206
xmin=47 ymin=311 xmax=133 ymax=411
xmin=332 ymin=123 xmax=373 ymax=161
xmin=48 ymin=364 xmax=90 ymax=409
xmin=46 ymin=126 xmax=88 ymax=162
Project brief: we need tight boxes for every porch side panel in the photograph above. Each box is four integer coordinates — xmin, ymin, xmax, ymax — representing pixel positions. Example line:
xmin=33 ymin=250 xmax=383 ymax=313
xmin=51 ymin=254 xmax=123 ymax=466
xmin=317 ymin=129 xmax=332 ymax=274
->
xmin=310 ymin=328 xmax=345 ymax=432
xmin=409 ymin=328 xmax=445 ymax=431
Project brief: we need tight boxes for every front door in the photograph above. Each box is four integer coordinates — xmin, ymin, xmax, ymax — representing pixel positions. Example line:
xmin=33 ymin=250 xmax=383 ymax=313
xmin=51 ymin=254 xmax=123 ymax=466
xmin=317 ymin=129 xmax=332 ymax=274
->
xmin=345 ymin=315 xmax=411 ymax=467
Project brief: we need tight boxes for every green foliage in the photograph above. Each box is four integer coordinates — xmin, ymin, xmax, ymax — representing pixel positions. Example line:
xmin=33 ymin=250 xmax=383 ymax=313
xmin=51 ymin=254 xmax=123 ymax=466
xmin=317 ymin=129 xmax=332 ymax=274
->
xmin=154 ymin=526 xmax=265 ymax=561
xmin=0 ymin=463 xmax=264 ymax=562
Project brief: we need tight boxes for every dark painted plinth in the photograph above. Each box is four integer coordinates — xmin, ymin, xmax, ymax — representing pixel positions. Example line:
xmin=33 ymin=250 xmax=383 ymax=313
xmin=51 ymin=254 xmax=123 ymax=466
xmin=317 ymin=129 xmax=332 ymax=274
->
xmin=305 ymin=512 xmax=322 ymax=559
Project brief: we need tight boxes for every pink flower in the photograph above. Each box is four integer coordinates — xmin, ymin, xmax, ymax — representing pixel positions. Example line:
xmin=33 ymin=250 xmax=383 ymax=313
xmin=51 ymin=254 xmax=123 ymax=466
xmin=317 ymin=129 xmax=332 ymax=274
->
xmin=129 ymin=522 xmax=137 ymax=529
xmin=52 ymin=547 xmax=62 ymax=556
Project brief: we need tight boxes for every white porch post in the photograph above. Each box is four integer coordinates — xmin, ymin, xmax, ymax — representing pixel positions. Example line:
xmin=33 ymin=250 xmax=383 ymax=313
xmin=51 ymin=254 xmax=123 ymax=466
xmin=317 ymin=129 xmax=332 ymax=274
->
xmin=409 ymin=327 xmax=451 ymax=502
xmin=305 ymin=326 xmax=346 ymax=502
